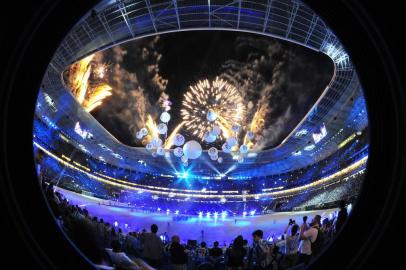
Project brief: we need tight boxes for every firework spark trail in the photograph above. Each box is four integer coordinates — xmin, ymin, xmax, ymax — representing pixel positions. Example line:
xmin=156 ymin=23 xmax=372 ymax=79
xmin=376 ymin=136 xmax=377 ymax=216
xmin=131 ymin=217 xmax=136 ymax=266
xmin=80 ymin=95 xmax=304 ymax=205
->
xmin=66 ymin=54 xmax=113 ymax=112
xmin=180 ymin=77 xmax=246 ymax=140
xmin=83 ymin=84 xmax=113 ymax=112
xmin=164 ymin=121 xmax=185 ymax=149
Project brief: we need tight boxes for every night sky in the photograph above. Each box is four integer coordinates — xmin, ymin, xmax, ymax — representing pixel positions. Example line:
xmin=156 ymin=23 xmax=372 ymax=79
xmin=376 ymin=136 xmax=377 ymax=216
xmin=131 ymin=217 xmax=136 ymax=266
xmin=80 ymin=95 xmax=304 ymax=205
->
xmin=90 ymin=31 xmax=333 ymax=150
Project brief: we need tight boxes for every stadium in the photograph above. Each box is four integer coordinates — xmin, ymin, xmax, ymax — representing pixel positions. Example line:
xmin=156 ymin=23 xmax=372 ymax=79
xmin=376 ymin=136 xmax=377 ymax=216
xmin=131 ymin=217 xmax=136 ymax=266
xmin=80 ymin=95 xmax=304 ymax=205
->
xmin=33 ymin=0 xmax=368 ymax=269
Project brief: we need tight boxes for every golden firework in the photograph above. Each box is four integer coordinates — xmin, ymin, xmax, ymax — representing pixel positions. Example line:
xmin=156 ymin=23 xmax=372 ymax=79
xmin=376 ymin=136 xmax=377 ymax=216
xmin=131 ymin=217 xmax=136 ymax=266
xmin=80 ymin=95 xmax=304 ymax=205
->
xmin=180 ymin=77 xmax=245 ymax=140
xmin=65 ymin=54 xmax=113 ymax=112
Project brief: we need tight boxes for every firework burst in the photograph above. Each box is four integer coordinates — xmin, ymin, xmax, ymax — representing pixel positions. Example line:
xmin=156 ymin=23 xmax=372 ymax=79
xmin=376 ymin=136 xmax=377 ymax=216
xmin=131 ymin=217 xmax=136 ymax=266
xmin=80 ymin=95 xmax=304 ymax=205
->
xmin=65 ymin=54 xmax=113 ymax=112
xmin=180 ymin=77 xmax=246 ymax=140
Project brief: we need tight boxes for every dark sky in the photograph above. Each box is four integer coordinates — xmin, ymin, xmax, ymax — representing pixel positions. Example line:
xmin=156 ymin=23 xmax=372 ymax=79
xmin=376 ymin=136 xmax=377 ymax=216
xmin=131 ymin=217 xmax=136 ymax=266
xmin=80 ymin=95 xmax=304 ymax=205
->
xmin=90 ymin=31 xmax=333 ymax=150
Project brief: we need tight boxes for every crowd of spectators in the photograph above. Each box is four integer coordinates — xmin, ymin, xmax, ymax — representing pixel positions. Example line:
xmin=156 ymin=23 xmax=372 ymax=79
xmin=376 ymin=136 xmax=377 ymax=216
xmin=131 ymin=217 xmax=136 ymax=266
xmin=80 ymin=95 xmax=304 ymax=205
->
xmin=43 ymin=177 xmax=349 ymax=270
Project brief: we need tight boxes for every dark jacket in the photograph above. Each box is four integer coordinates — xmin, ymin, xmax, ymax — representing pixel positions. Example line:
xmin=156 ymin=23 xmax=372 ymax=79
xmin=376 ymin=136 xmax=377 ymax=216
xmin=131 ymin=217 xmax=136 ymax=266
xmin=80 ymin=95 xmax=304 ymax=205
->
xmin=170 ymin=242 xmax=188 ymax=265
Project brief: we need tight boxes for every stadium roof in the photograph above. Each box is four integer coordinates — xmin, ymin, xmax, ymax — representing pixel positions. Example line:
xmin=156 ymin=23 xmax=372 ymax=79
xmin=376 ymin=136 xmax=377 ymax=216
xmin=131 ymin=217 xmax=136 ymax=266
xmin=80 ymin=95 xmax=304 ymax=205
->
xmin=36 ymin=0 xmax=368 ymax=177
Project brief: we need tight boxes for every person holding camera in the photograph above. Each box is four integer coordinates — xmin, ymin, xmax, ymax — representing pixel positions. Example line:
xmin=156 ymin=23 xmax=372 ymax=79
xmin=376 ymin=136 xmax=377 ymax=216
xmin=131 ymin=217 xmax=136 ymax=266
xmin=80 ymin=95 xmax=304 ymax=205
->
xmin=283 ymin=219 xmax=300 ymax=268
xmin=297 ymin=215 xmax=322 ymax=266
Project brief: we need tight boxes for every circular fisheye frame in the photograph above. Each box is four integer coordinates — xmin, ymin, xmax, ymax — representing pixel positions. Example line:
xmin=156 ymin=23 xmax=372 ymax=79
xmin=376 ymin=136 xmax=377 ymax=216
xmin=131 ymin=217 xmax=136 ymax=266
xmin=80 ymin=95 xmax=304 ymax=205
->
xmin=32 ymin=0 xmax=368 ymax=269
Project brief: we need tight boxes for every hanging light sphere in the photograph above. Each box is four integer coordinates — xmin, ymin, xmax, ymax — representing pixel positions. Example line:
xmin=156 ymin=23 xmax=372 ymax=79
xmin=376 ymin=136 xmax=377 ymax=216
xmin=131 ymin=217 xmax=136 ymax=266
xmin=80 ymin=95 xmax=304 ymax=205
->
xmin=146 ymin=143 xmax=153 ymax=150
xmin=231 ymin=124 xmax=240 ymax=133
xmin=207 ymin=110 xmax=218 ymax=122
xmin=226 ymin=137 xmax=238 ymax=147
xmin=247 ymin=131 xmax=255 ymax=140
xmin=140 ymin=128 xmax=148 ymax=136
xmin=239 ymin=144 xmax=249 ymax=154
xmin=208 ymin=147 xmax=218 ymax=156
xmin=174 ymin=147 xmax=183 ymax=157
xmin=135 ymin=131 xmax=143 ymax=140
xmin=157 ymin=123 xmax=168 ymax=134
xmin=151 ymin=137 xmax=162 ymax=148
xmin=173 ymin=134 xmax=185 ymax=146
xmin=222 ymin=143 xmax=232 ymax=153
xmin=210 ymin=154 xmax=218 ymax=161
xmin=157 ymin=147 xmax=165 ymax=156
xmin=182 ymin=140 xmax=202 ymax=159
xmin=217 ymin=157 xmax=223 ymax=163
xmin=204 ymin=132 xmax=216 ymax=143
xmin=160 ymin=112 xmax=171 ymax=123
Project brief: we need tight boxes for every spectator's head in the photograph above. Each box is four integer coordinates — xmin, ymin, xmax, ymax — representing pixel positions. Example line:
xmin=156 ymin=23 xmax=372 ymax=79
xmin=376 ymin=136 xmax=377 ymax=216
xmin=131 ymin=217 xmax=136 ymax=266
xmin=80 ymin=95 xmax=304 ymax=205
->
xmin=291 ymin=224 xmax=299 ymax=236
xmin=243 ymin=239 xmax=248 ymax=246
xmin=151 ymin=224 xmax=158 ymax=234
xmin=214 ymin=241 xmax=219 ymax=247
xmin=111 ymin=240 xmax=122 ymax=253
xmin=252 ymin=230 xmax=263 ymax=242
xmin=312 ymin=215 xmax=322 ymax=227
xmin=172 ymin=235 xmax=180 ymax=243
xmin=233 ymin=235 xmax=244 ymax=249
xmin=35 ymin=149 xmax=45 ymax=163
xmin=201 ymin=242 xmax=207 ymax=248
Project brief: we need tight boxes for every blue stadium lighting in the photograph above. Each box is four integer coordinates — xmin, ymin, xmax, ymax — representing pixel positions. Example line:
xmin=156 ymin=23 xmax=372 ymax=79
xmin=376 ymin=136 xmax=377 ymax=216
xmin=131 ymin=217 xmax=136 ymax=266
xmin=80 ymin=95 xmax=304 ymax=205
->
xmin=214 ymin=212 xmax=218 ymax=219
xmin=243 ymin=211 xmax=247 ymax=217
xmin=304 ymin=144 xmax=316 ymax=151
xmin=292 ymin=150 xmax=302 ymax=156
xmin=175 ymin=210 xmax=179 ymax=215
xmin=294 ymin=129 xmax=308 ymax=138
xmin=198 ymin=211 xmax=203 ymax=218
xmin=221 ymin=211 xmax=227 ymax=218
xmin=250 ymin=210 xmax=256 ymax=216
xmin=206 ymin=212 xmax=211 ymax=218
xmin=114 ymin=221 xmax=118 ymax=227
xmin=157 ymin=207 xmax=161 ymax=212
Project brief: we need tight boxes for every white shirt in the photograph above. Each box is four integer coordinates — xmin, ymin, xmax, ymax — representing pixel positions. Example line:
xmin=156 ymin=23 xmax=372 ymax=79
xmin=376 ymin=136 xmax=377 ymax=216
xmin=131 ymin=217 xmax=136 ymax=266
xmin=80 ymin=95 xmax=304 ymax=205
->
xmin=105 ymin=249 xmax=136 ymax=267
xmin=298 ymin=227 xmax=318 ymax=255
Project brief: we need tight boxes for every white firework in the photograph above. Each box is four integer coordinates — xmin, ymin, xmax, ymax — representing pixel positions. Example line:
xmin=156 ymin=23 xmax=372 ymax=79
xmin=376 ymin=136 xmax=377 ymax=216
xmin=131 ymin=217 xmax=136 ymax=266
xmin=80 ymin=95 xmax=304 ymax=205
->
xmin=180 ymin=77 xmax=246 ymax=140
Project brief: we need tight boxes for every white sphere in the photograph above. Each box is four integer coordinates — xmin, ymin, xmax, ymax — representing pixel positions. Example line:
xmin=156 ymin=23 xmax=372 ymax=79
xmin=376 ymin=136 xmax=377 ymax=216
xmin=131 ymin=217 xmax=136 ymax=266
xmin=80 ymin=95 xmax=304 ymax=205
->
xmin=208 ymin=147 xmax=218 ymax=156
xmin=160 ymin=112 xmax=171 ymax=123
xmin=222 ymin=143 xmax=232 ymax=153
xmin=181 ymin=155 xmax=188 ymax=163
xmin=157 ymin=147 xmax=165 ymax=156
xmin=226 ymin=137 xmax=238 ymax=147
xmin=146 ymin=143 xmax=153 ymax=150
xmin=173 ymin=134 xmax=185 ymax=146
xmin=207 ymin=110 xmax=218 ymax=122
xmin=211 ymin=125 xmax=221 ymax=136
xmin=210 ymin=154 xmax=218 ymax=161
xmin=174 ymin=147 xmax=183 ymax=157
xmin=140 ymin=128 xmax=148 ymax=136
xmin=183 ymin=140 xmax=202 ymax=159
xmin=239 ymin=144 xmax=248 ymax=154
xmin=204 ymin=132 xmax=216 ymax=143
xmin=217 ymin=157 xmax=223 ymax=163
xmin=151 ymin=137 xmax=162 ymax=147
xmin=231 ymin=124 xmax=240 ymax=133
xmin=247 ymin=131 xmax=255 ymax=140
xmin=136 ymin=131 xmax=143 ymax=140
xmin=157 ymin=123 xmax=168 ymax=134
